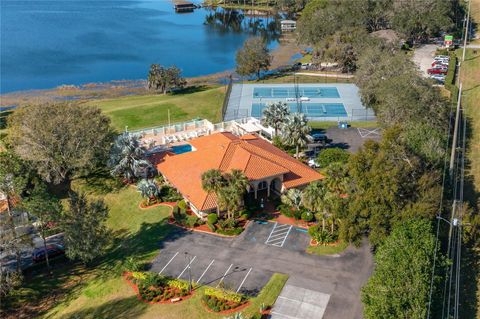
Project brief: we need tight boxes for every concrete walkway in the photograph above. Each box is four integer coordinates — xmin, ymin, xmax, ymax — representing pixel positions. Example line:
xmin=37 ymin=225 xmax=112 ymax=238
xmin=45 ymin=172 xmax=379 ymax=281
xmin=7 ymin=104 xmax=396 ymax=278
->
xmin=271 ymin=284 xmax=330 ymax=319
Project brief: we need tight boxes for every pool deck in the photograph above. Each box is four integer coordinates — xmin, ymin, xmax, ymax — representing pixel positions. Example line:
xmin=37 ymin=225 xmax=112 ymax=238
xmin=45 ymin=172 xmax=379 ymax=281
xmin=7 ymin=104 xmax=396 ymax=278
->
xmin=224 ymin=83 xmax=375 ymax=122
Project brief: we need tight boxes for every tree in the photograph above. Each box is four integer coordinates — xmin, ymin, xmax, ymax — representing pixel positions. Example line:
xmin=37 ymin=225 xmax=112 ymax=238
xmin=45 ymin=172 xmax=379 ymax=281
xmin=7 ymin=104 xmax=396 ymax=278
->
xmin=201 ymin=169 xmax=225 ymax=216
xmin=235 ymin=37 xmax=271 ymax=79
xmin=361 ymin=218 xmax=445 ymax=319
xmin=136 ymin=179 xmax=161 ymax=205
xmin=302 ymin=181 xmax=331 ymax=231
xmin=109 ymin=131 xmax=153 ymax=183
xmin=62 ymin=192 xmax=110 ymax=265
xmin=281 ymin=113 xmax=310 ymax=159
xmin=147 ymin=64 xmax=186 ymax=94
xmin=281 ymin=188 xmax=303 ymax=211
xmin=218 ymin=169 xmax=249 ymax=219
xmin=7 ymin=103 xmax=113 ymax=184
xmin=22 ymin=184 xmax=62 ymax=274
xmin=262 ymin=102 xmax=290 ymax=136
xmin=0 ymin=151 xmax=30 ymax=272
xmin=316 ymin=147 xmax=350 ymax=168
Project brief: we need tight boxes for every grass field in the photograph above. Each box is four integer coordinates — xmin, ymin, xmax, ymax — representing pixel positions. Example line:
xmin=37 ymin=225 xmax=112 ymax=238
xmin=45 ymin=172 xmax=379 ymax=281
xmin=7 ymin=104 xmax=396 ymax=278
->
xmin=86 ymin=85 xmax=225 ymax=131
xmin=306 ymin=241 xmax=348 ymax=256
xmin=254 ymin=73 xmax=354 ymax=84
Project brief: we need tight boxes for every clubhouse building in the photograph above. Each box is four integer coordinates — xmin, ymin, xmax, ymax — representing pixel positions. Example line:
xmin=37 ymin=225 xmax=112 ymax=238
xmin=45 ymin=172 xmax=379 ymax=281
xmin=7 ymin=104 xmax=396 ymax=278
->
xmin=154 ymin=132 xmax=324 ymax=217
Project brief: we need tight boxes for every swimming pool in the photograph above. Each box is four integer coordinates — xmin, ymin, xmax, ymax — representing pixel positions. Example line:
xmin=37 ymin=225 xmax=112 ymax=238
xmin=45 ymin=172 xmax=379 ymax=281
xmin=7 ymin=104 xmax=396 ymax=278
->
xmin=251 ymin=103 xmax=347 ymax=118
xmin=171 ymin=144 xmax=193 ymax=155
xmin=253 ymin=87 xmax=340 ymax=99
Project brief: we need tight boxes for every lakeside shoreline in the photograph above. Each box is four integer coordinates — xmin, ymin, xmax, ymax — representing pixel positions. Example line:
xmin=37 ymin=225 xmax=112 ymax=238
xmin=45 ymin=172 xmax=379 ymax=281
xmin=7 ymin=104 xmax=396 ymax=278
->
xmin=0 ymin=35 xmax=302 ymax=107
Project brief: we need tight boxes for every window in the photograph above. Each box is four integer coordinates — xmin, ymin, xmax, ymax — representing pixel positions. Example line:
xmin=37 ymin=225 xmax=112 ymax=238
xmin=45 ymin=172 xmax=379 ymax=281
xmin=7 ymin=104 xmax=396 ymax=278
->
xmin=258 ymin=181 xmax=268 ymax=190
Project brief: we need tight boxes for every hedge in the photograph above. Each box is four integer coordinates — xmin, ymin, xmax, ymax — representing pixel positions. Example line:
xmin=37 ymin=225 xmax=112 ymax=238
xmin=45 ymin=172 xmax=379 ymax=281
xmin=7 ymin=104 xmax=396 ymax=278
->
xmin=204 ymin=287 xmax=245 ymax=303
xmin=444 ymin=52 xmax=457 ymax=93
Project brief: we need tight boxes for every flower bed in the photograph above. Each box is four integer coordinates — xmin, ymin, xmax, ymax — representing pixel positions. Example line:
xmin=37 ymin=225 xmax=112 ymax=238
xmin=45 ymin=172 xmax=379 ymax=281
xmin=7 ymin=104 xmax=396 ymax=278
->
xmin=202 ymin=287 xmax=248 ymax=313
xmin=124 ymin=272 xmax=193 ymax=304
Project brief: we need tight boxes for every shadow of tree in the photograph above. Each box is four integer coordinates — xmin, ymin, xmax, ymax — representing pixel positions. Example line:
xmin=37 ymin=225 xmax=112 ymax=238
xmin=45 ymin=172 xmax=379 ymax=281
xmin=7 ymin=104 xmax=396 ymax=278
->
xmin=58 ymin=296 xmax=148 ymax=319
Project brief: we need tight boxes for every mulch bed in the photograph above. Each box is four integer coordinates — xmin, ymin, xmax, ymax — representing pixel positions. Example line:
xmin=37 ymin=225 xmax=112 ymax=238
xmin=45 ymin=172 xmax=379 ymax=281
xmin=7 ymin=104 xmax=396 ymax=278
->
xmin=123 ymin=272 xmax=194 ymax=305
xmin=167 ymin=219 xmax=250 ymax=238
xmin=271 ymin=214 xmax=314 ymax=229
xmin=139 ymin=202 xmax=177 ymax=210
xmin=201 ymin=298 xmax=251 ymax=315
xmin=310 ymin=239 xmax=342 ymax=247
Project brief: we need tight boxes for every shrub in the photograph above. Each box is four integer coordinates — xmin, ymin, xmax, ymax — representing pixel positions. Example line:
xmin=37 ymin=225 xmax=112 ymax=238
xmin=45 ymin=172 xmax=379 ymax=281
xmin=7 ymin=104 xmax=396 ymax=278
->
xmin=293 ymin=209 xmax=302 ymax=220
xmin=301 ymin=211 xmax=314 ymax=222
xmin=165 ymin=278 xmax=189 ymax=291
xmin=278 ymin=204 xmax=294 ymax=218
xmin=187 ymin=215 xmax=199 ymax=228
xmin=124 ymin=256 xmax=141 ymax=272
xmin=216 ymin=227 xmax=244 ymax=236
xmin=205 ymin=287 xmax=245 ymax=303
xmin=207 ymin=223 xmax=216 ymax=232
xmin=207 ymin=213 xmax=218 ymax=225
xmin=316 ymin=148 xmax=350 ymax=168
xmin=308 ymin=224 xmax=337 ymax=244
xmin=177 ymin=199 xmax=187 ymax=210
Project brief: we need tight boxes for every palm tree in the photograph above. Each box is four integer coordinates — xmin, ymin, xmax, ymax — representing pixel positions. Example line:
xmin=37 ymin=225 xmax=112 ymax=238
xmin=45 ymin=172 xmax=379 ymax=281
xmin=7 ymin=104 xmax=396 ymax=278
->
xmin=324 ymin=162 xmax=350 ymax=194
xmin=281 ymin=188 xmax=303 ymax=211
xmin=109 ymin=131 xmax=153 ymax=183
xmin=201 ymin=169 xmax=225 ymax=216
xmin=281 ymin=113 xmax=311 ymax=159
xmin=262 ymin=102 xmax=290 ymax=136
xmin=221 ymin=169 xmax=249 ymax=219
xmin=302 ymin=181 xmax=329 ymax=231
xmin=136 ymin=179 xmax=161 ymax=205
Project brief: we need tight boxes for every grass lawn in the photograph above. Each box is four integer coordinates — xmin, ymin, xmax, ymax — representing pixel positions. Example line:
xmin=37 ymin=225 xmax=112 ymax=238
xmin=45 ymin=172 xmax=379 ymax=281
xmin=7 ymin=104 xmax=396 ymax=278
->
xmin=85 ymin=85 xmax=225 ymax=131
xmin=251 ymin=72 xmax=354 ymax=84
xmin=306 ymin=241 xmax=348 ymax=256
xmin=3 ymin=182 xmax=288 ymax=319
xmin=309 ymin=120 xmax=378 ymax=129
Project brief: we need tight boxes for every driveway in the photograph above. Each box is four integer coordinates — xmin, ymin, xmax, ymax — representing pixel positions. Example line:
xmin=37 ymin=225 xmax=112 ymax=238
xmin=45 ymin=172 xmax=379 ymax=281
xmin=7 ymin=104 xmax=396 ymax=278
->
xmin=150 ymin=221 xmax=373 ymax=319
xmin=314 ymin=127 xmax=382 ymax=153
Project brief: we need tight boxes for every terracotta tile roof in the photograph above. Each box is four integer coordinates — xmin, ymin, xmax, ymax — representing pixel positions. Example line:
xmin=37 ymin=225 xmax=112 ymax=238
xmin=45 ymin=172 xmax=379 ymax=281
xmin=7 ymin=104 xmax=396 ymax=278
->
xmin=156 ymin=132 xmax=324 ymax=211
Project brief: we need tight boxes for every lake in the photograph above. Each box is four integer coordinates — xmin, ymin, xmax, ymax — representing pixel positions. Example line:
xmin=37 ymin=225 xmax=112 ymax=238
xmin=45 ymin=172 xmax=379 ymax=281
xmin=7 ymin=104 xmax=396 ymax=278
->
xmin=0 ymin=0 xmax=281 ymax=93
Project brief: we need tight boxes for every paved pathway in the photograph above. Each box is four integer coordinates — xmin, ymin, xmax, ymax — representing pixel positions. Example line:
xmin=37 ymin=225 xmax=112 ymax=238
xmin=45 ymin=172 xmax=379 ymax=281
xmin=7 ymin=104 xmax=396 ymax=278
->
xmin=271 ymin=284 xmax=330 ymax=319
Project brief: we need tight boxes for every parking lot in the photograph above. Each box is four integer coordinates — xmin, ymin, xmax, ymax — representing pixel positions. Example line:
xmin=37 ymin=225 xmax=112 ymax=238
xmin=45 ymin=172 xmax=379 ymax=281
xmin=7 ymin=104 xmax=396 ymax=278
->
xmin=315 ymin=127 xmax=381 ymax=153
xmin=150 ymin=221 xmax=373 ymax=319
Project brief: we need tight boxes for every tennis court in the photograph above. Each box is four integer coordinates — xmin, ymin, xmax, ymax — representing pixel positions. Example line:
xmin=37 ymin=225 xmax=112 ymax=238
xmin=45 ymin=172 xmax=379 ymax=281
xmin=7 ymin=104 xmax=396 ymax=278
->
xmin=251 ymin=103 xmax=347 ymax=118
xmin=253 ymin=87 xmax=340 ymax=99
xmin=224 ymin=83 xmax=375 ymax=122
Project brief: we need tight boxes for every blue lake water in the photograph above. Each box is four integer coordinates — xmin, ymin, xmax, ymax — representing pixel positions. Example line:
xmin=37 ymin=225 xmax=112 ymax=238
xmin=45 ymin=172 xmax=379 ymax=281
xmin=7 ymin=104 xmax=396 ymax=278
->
xmin=0 ymin=0 xmax=280 ymax=93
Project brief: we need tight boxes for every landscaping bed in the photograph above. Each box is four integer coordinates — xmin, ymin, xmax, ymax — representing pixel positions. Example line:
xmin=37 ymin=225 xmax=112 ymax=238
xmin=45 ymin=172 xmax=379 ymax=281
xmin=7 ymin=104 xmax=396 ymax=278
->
xmin=124 ymin=272 xmax=194 ymax=304
xmin=201 ymin=287 xmax=249 ymax=314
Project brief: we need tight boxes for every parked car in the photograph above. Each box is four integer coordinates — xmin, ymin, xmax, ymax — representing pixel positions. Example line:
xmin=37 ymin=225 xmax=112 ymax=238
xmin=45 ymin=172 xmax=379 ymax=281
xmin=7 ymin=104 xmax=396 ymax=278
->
xmin=32 ymin=244 xmax=65 ymax=263
xmin=430 ymin=74 xmax=446 ymax=83
xmin=432 ymin=60 xmax=449 ymax=67
xmin=428 ymin=68 xmax=448 ymax=75
xmin=311 ymin=133 xmax=328 ymax=143
xmin=308 ymin=158 xmax=320 ymax=168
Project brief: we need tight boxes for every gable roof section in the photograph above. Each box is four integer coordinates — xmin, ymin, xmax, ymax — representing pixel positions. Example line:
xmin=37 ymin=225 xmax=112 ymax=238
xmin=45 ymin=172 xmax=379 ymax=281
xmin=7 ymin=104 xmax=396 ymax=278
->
xmin=156 ymin=132 xmax=323 ymax=211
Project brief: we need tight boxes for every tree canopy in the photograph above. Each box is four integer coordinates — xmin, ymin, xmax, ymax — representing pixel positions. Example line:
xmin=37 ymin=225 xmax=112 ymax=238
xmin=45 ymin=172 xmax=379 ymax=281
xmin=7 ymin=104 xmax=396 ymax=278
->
xmin=7 ymin=103 xmax=113 ymax=184
xmin=235 ymin=37 xmax=272 ymax=79
xmin=362 ymin=218 xmax=445 ymax=319
xmin=147 ymin=64 xmax=186 ymax=94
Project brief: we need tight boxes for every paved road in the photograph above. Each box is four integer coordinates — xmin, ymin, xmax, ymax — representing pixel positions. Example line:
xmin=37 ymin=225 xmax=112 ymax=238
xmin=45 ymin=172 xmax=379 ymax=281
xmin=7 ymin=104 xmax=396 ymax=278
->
xmin=151 ymin=221 xmax=373 ymax=319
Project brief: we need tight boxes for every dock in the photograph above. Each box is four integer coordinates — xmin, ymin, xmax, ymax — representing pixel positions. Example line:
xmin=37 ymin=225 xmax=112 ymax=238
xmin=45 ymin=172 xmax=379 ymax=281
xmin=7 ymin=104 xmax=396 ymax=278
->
xmin=173 ymin=0 xmax=197 ymax=12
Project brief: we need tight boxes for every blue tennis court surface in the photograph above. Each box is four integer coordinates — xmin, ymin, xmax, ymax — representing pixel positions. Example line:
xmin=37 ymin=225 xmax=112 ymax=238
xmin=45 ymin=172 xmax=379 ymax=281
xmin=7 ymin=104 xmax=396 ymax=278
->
xmin=251 ymin=103 xmax=347 ymax=118
xmin=253 ymin=87 xmax=340 ymax=99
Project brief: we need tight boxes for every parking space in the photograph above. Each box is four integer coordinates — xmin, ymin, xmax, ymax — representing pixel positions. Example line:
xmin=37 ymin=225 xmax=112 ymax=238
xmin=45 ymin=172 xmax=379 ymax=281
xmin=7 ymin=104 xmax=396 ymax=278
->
xmin=150 ymin=223 xmax=373 ymax=318
xmin=319 ymin=127 xmax=381 ymax=153
xmin=150 ymin=244 xmax=273 ymax=296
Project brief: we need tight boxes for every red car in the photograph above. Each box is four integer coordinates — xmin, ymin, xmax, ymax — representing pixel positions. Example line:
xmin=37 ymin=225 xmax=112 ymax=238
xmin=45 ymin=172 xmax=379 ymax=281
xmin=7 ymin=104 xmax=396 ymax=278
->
xmin=32 ymin=244 xmax=65 ymax=263
xmin=427 ymin=68 xmax=448 ymax=75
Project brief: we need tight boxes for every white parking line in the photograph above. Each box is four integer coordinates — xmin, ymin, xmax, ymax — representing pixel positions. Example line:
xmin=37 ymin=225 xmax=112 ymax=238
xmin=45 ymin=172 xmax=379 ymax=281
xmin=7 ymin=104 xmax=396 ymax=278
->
xmin=268 ymin=231 xmax=290 ymax=239
xmin=177 ymin=255 xmax=197 ymax=279
xmin=278 ymin=225 xmax=293 ymax=247
xmin=236 ymin=267 xmax=253 ymax=293
xmin=265 ymin=222 xmax=278 ymax=243
xmin=217 ymin=263 xmax=233 ymax=288
xmin=159 ymin=251 xmax=179 ymax=274
xmin=196 ymin=259 xmax=215 ymax=283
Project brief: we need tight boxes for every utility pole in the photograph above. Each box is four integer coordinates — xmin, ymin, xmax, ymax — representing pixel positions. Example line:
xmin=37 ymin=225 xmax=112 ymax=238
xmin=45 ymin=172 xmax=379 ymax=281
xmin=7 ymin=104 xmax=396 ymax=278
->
xmin=462 ymin=0 xmax=471 ymax=62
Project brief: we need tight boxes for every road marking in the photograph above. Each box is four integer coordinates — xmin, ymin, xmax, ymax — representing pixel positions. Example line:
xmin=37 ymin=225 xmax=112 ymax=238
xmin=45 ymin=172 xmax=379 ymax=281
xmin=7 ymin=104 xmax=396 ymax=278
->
xmin=177 ymin=255 xmax=197 ymax=279
xmin=268 ymin=231 xmax=290 ymax=240
xmin=217 ymin=263 xmax=233 ymax=288
xmin=236 ymin=267 xmax=253 ymax=293
xmin=358 ymin=128 xmax=380 ymax=138
xmin=159 ymin=251 xmax=179 ymax=274
xmin=196 ymin=259 xmax=215 ymax=283
xmin=279 ymin=225 xmax=293 ymax=247
xmin=265 ymin=222 xmax=278 ymax=243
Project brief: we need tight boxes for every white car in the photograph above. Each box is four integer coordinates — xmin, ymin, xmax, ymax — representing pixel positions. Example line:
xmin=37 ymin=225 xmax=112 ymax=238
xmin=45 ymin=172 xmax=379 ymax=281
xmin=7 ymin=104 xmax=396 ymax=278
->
xmin=308 ymin=158 xmax=320 ymax=168
xmin=430 ymin=74 xmax=446 ymax=83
